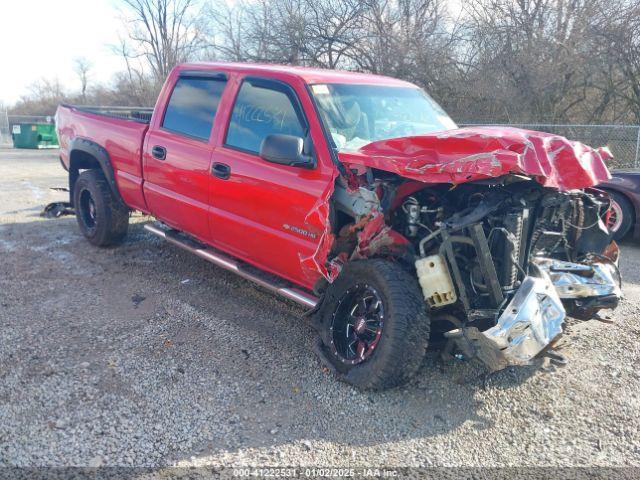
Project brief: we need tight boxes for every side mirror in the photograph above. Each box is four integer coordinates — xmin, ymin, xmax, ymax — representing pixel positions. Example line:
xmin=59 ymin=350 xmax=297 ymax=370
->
xmin=259 ymin=134 xmax=315 ymax=169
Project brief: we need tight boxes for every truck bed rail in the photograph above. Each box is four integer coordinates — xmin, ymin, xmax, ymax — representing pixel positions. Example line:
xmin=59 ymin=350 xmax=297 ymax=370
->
xmin=61 ymin=104 xmax=154 ymax=124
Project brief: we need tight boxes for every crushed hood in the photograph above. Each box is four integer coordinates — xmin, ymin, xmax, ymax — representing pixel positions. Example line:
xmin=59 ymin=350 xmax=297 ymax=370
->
xmin=339 ymin=126 xmax=612 ymax=190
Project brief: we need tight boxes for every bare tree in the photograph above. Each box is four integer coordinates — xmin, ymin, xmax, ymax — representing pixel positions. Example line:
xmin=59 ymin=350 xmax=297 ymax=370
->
xmin=120 ymin=0 xmax=207 ymax=83
xmin=241 ymin=0 xmax=311 ymax=64
xmin=8 ymin=79 xmax=67 ymax=116
xmin=352 ymin=0 xmax=459 ymax=85
xmin=458 ymin=0 xmax=605 ymax=123
xmin=74 ymin=57 xmax=92 ymax=103
xmin=304 ymin=0 xmax=366 ymax=68
xmin=591 ymin=0 xmax=640 ymax=123
xmin=206 ymin=1 xmax=247 ymax=61
xmin=27 ymin=78 xmax=65 ymax=102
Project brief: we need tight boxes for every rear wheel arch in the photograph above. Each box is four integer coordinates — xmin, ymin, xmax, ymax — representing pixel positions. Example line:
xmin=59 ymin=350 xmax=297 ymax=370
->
xmin=68 ymin=138 xmax=124 ymax=208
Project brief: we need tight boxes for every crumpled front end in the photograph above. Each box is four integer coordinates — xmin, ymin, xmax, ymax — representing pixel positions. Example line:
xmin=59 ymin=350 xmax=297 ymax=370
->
xmin=448 ymin=253 xmax=622 ymax=370
xmin=534 ymin=258 xmax=620 ymax=298
xmin=378 ymin=179 xmax=620 ymax=371
xmin=306 ymin=126 xmax=621 ymax=371
xmin=341 ymin=126 xmax=613 ymax=191
xmin=304 ymin=126 xmax=614 ymax=284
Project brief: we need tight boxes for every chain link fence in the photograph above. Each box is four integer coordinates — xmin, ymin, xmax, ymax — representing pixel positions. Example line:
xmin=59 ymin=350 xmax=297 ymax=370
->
xmin=460 ymin=123 xmax=640 ymax=170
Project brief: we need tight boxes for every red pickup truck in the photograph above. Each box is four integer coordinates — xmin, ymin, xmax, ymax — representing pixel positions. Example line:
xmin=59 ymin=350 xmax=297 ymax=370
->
xmin=56 ymin=62 xmax=621 ymax=389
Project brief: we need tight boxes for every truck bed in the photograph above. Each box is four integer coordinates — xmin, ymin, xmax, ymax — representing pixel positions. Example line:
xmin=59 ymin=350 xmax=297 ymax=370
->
xmin=56 ymin=104 xmax=151 ymax=212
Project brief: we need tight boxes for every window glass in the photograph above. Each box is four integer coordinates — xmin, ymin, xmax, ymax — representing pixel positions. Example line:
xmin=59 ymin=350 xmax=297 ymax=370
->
xmin=162 ymin=77 xmax=226 ymax=140
xmin=226 ymin=81 xmax=305 ymax=153
xmin=311 ymin=83 xmax=457 ymax=152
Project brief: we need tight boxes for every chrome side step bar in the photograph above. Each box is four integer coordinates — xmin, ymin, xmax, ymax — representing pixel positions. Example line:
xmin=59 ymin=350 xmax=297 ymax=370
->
xmin=144 ymin=223 xmax=319 ymax=309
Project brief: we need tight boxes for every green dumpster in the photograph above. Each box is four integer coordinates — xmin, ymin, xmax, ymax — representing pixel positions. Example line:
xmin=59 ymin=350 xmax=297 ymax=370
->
xmin=11 ymin=123 xmax=59 ymax=149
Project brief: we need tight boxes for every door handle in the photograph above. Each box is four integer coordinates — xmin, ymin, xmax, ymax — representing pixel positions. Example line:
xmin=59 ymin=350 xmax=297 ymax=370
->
xmin=152 ymin=145 xmax=167 ymax=160
xmin=212 ymin=162 xmax=231 ymax=180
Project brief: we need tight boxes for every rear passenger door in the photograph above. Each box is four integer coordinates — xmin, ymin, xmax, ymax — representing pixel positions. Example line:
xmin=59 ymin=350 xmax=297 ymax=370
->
xmin=143 ymin=72 xmax=227 ymax=242
xmin=209 ymin=77 xmax=334 ymax=287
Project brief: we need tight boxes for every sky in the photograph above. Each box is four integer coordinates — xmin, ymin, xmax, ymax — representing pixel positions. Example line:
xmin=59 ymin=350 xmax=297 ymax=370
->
xmin=0 ymin=0 xmax=128 ymax=105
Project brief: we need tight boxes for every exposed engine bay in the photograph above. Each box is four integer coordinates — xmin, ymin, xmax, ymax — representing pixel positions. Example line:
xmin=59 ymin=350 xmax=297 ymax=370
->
xmin=327 ymin=173 xmax=622 ymax=371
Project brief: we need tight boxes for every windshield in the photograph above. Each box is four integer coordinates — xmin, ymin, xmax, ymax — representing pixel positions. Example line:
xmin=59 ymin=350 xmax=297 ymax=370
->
xmin=310 ymin=83 xmax=457 ymax=152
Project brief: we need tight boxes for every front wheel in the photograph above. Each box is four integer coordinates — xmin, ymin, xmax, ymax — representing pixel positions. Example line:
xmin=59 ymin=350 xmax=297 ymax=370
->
xmin=73 ymin=169 xmax=129 ymax=246
xmin=316 ymin=259 xmax=430 ymax=390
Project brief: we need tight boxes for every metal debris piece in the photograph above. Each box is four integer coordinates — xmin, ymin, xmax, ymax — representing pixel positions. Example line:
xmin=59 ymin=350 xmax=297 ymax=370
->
xmin=41 ymin=202 xmax=74 ymax=218
xmin=533 ymin=257 xmax=622 ymax=299
xmin=446 ymin=275 xmax=566 ymax=371
xmin=482 ymin=276 xmax=565 ymax=365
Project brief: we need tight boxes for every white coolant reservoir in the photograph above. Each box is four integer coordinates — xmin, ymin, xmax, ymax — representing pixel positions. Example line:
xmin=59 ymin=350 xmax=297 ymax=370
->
xmin=415 ymin=255 xmax=457 ymax=307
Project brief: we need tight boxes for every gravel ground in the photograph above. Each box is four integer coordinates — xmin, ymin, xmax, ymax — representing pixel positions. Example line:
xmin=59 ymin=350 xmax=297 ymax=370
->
xmin=0 ymin=147 xmax=639 ymax=469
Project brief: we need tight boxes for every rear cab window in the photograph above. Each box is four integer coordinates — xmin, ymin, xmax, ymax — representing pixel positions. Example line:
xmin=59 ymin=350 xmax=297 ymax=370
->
xmin=225 ymin=78 xmax=307 ymax=153
xmin=162 ymin=75 xmax=227 ymax=141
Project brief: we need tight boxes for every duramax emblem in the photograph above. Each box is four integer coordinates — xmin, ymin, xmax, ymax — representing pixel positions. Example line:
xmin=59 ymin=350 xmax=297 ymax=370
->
xmin=283 ymin=223 xmax=318 ymax=239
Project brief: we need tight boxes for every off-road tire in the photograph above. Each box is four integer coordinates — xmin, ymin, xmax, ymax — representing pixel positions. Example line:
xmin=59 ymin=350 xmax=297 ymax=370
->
xmin=73 ymin=169 xmax=129 ymax=246
xmin=317 ymin=259 xmax=430 ymax=390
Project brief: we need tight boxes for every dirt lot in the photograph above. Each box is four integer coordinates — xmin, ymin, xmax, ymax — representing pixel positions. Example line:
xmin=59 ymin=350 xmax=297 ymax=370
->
xmin=1 ymin=148 xmax=639 ymax=469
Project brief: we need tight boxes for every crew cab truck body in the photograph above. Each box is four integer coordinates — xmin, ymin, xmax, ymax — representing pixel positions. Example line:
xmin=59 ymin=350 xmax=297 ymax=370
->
xmin=56 ymin=62 xmax=622 ymax=389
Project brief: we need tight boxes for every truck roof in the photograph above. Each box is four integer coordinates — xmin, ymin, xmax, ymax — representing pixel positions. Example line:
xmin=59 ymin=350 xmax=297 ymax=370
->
xmin=177 ymin=62 xmax=415 ymax=87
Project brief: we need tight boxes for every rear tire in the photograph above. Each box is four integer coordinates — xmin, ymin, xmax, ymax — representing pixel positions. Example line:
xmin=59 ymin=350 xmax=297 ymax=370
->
xmin=317 ymin=259 xmax=430 ymax=390
xmin=73 ymin=169 xmax=129 ymax=246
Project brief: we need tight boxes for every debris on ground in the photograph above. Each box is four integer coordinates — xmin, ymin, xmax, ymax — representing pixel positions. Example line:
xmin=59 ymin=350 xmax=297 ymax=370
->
xmin=41 ymin=202 xmax=74 ymax=218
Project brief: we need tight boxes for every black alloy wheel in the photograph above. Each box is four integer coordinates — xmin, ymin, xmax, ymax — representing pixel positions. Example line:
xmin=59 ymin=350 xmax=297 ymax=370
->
xmin=330 ymin=284 xmax=385 ymax=365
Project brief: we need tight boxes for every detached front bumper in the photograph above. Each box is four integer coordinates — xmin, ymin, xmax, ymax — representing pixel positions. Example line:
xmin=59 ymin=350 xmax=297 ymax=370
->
xmin=447 ymin=254 xmax=622 ymax=371
xmin=483 ymin=275 xmax=565 ymax=365
xmin=447 ymin=275 xmax=566 ymax=371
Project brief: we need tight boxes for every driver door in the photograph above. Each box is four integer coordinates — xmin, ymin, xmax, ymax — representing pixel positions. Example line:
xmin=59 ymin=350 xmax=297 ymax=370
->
xmin=208 ymin=76 xmax=334 ymax=287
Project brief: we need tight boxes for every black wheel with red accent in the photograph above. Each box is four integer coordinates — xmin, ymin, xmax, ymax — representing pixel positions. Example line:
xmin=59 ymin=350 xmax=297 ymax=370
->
xmin=317 ymin=259 xmax=430 ymax=390
xmin=330 ymin=284 xmax=385 ymax=365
